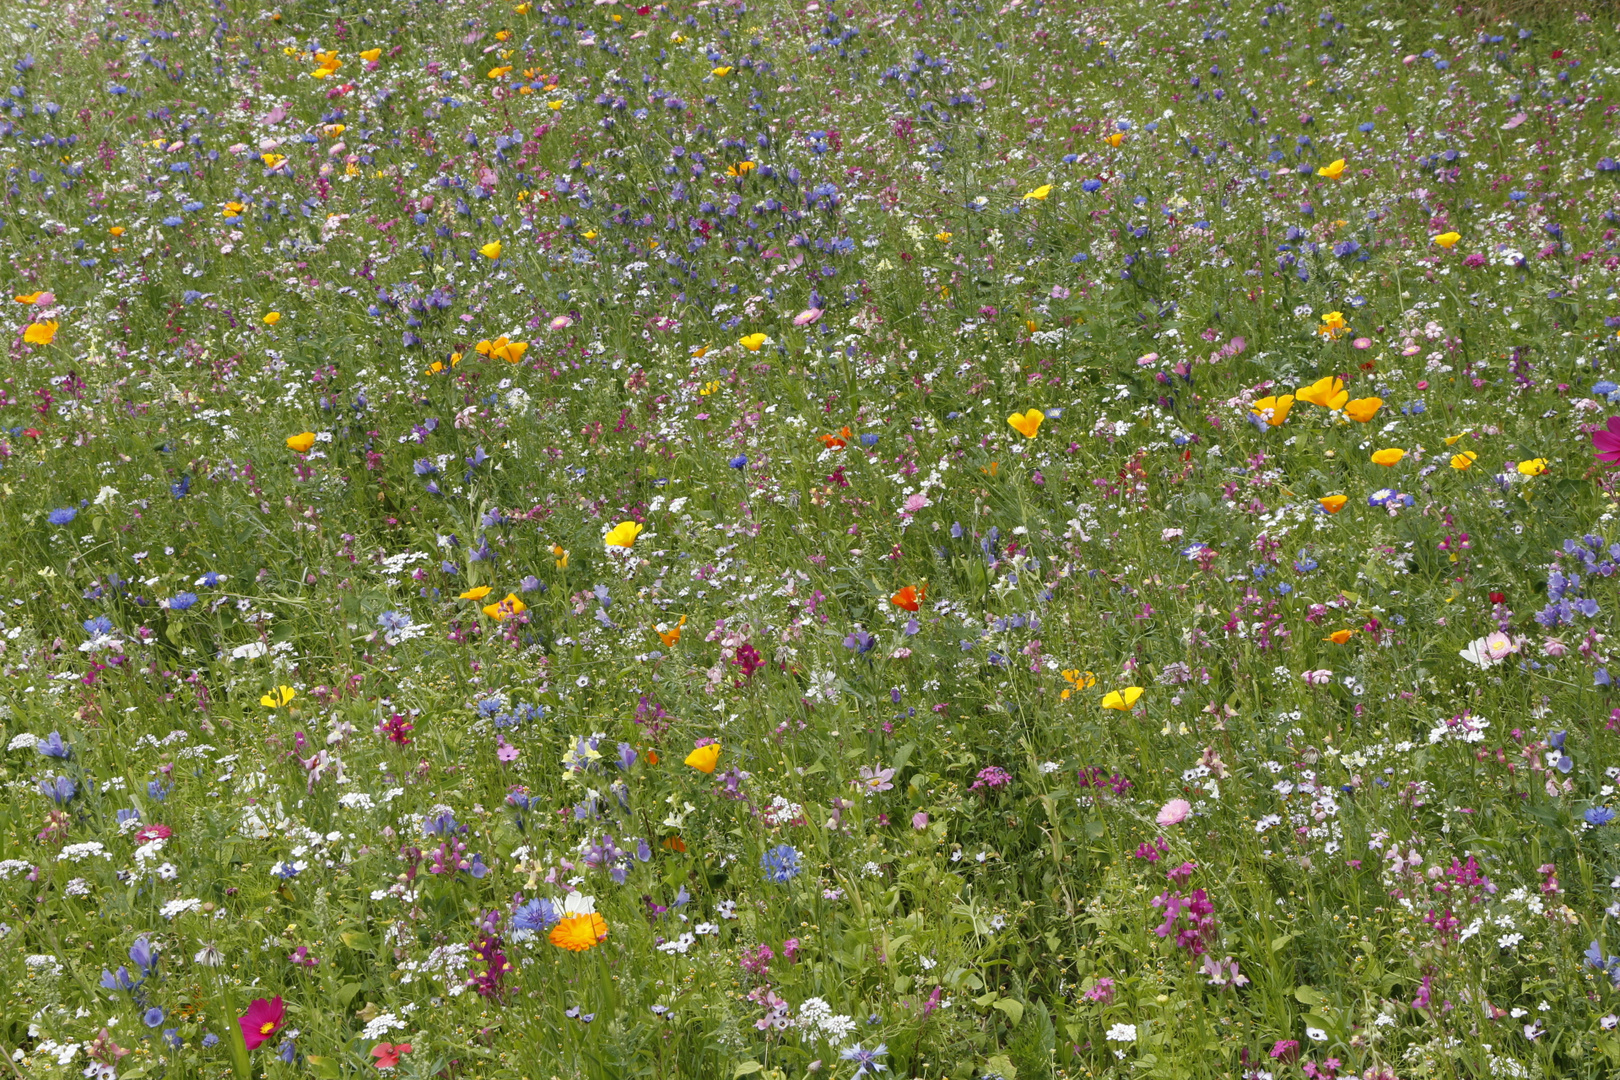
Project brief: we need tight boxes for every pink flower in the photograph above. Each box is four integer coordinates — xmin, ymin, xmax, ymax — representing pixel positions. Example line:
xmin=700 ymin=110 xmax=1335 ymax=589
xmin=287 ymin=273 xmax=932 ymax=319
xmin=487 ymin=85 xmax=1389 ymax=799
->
xmin=1352 ymin=337 xmax=1372 ymax=349
xmin=549 ymin=315 xmax=573 ymax=331
xmin=1592 ymin=416 xmax=1620 ymax=465
xmin=496 ymin=737 xmax=519 ymax=763
xmin=911 ymin=811 xmax=929 ymax=830
xmin=792 ymin=308 xmax=823 ymax=326
xmin=239 ymin=996 xmax=285 ymax=1051
xmin=135 ymin=824 xmax=172 ymax=844
xmin=371 ymin=1043 xmax=412 ymax=1070
xmin=1156 ymin=798 xmax=1191 ymax=826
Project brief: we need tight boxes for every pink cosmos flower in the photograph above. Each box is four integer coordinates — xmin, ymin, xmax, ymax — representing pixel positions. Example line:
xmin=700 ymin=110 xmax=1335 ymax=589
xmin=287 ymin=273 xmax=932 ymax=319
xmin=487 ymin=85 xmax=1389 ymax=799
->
xmin=1156 ymin=798 xmax=1191 ymax=826
xmin=239 ymin=996 xmax=285 ymax=1050
xmin=1592 ymin=416 xmax=1620 ymax=464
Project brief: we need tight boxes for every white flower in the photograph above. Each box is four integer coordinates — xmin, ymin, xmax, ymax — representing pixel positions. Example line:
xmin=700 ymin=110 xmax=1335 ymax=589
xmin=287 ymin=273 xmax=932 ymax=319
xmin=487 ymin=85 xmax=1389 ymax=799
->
xmin=1105 ymin=1023 xmax=1137 ymax=1043
xmin=1306 ymin=1027 xmax=1328 ymax=1042
xmin=562 ymin=891 xmax=597 ymax=916
xmin=362 ymin=1013 xmax=407 ymax=1041
xmin=657 ymin=933 xmax=696 ymax=955
xmin=159 ymin=898 xmax=203 ymax=920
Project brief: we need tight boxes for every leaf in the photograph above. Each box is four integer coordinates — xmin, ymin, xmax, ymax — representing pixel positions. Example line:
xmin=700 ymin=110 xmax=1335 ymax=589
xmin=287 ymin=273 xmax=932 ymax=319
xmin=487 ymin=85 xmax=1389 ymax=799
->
xmin=890 ymin=741 xmax=917 ymax=773
xmin=330 ymin=982 xmax=363 ymax=1010
xmin=734 ymin=1062 xmax=765 ymax=1077
xmin=307 ymin=1056 xmax=342 ymax=1080
xmin=1294 ymin=985 xmax=1325 ymax=1007
xmin=992 ymin=998 xmax=1024 ymax=1027
xmin=1270 ymin=931 xmax=1300 ymax=953
xmin=340 ymin=931 xmax=375 ymax=951
xmin=984 ymin=1054 xmax=1018 ymax=1080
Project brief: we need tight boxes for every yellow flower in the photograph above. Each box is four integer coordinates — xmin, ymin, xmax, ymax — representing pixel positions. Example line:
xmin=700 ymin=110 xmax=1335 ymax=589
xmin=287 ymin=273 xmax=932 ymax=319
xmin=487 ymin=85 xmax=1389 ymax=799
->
xmin=1104 ymin=132 xmax=1125 ymax=147
xmin=483 ymin=593 xmax=528 ymax=620
xmin=684 ymin=742 xmax=721 ymax=773
xmin=459 ymin=586 xmax=493 ymax=601
xmin=13 ymin=292 xmax=45 ymax=305
xmin=260 ymin=685 xmax=296 ymax=708
xmin=487 ymin=66 xmax=512 ymax=79
xmin=480 ymin=240 xmax=503 ymax=260
xmin=1326 ymin=629 xmax=1355 ymax=645
xmin=1315 ymin=312 xmax=1349 ymax=340
xmin=548 ymin=99 xmax=564 ymax=110
xmin=700 ymin=380 xmax=721 ymax=396
xmin=552 ymin=543 xmax=569 ymax=569
xmin=359 ymin=48 xmax=382 ymax=62
xmin=738 ymin=333 xmax=769 ymax=352
xmin=1517 ymin=458 xmax=1548 ymax=476
xmin=935 ymin=231 xmax=952 ymax=243
xmin=260 ymin=152 xmax=287 ymax=169
xmin=1250 ymin=394 xmax=1294 ymax=427
xmin=222 ymin=201 xmax=245 ymax=216
xmin=1006 ymin=408 xmax=1045 ymax=439
xmin=285 ymin=432 xmax=316 ymax=453
xmin=492 ymin=340 xmax=528 ymax=364
xmin=109 ymin=226 xmax=125 ymax=236
xmin=1449 ymin=451 xmax=1478 ymax=470
xmin=1443 ymin=433 xmax=1468 ymax=446
xmin=1318 ymin=494 xmax=1348 ymax=514
xmin=1059 ymin=669 xmax=1095 ymax=700
xmin=604 ymin=521 xmax=644 ymax=548
xmin=549 ymin=913 xmax=608 ymax=952
xmin=22 ymin=320 xmax=58 ymax=345
xmin=1296 ymin=375 xmax=1347 ymax=410
xmin=1100 ymin=686 xmax=1144 ymax=711
xmin=1432 ymin=231 xmax=1461 ymax=249
xmin=711 ymin=66 xmax=732 ymax=77
xmin=1023 ymin=184 xmax=1053 ymax=200
xmin=657 ymin=615 xmax=687 ymax=648
xmin=514 ymin=3 xmax=532 ymax=12
xmin=1342 ymin=397 xmax=1383 ymax=423
xmin=1316 ymin=158 xmax=1346 ymax=180
xmin=1370 ymin=448 xmax=1406 ymax=467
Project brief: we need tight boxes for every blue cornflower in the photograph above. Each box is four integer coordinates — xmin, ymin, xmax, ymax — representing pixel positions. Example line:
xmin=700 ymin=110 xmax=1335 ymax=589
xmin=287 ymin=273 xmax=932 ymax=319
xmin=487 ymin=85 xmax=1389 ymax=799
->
xmin=1585 ymin=807 xmax=1616 ymax=826
xmin=840 ymin=1044 xmax=889 ymax=1078
xmin=48 ymin=507 xmax=77 ymax=525
xmin=83 ymin=615 xmax=113 ymax=636
xmin=511 ymin=897 xmax=561 ymax=933
xmin=167 ymin=592 xmax=199 ymax=611
xmin=760 ymin=844 xmax=802 ymax=883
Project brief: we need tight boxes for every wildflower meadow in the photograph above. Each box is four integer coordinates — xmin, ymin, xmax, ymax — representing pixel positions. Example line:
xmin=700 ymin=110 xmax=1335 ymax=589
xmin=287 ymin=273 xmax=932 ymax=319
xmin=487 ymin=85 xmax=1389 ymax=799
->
xmin=7 ymin=0 xmax=1620 ymax=1078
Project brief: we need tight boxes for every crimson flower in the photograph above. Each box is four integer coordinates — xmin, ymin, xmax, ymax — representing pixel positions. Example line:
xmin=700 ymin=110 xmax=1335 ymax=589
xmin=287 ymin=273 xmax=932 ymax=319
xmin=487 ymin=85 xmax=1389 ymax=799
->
xmin=239 ymin=997 xmax=285 ymax=1050
xmin=1593 ymin=416 xmax=1620 ymax=464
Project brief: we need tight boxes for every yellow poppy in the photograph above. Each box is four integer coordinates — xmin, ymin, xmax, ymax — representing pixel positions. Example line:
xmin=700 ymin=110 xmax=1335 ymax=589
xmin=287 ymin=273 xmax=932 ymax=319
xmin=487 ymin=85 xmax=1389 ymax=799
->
xmin=1023 ymin=184 xmax=1053 ymax=200
xmin=222 ymin=201 xmax=245 ymax=216
xmin=1517 ymin=458 xmax=1548 ymax=476
xmin=260 ymin=685 xmax=297 ymax=708
xmin=684 ymin=743 xmax=721 ymax=773
xmin=1432 ymin=232 xmax=1460 ymax=249
xmin=1296 ymin=375 xmax=1348 ymax=409
xmin=1318 ymin=494 xmax=1348 ymax=514
xmin=604 ymin=521 xmax=644 ymax=548
xmin=1007 ymin=408 xmax=1045 ymax=439
xmin=1342 ymin=397 xmax=1383 ymax=423
xmin=657 ymin=616 xmax=687 ymax=648
xmin=359 ymin=48 xmax=382 ymax=62
xmin=1104 ymin=132 xmax=1125 ymax=147
xmin=285 ymin=432 xmax=316 ymax=453
xmin=459 ymin=586 xmax=493 ymax=601
xmin=492 ymin=340 xmax=528 ymax=363
xmin=738 ymin=333 xmax=768 ymax=352
xmin=109 ymin=226 xmax=125 ymax=236
xmin=1100 ymin=687 xmax=1144 ymax=711
xmin=1370 ymin=448 xmax=1405 ymax=467
xmin=1325 ymin=629 xmax=1355 ymax=645
xmin=1251 ymin=394 xmax=1294 ymax=427
xmin=1316 ymin=158 xmax=1346 ymax=180
xmin=480 ymin=241 xmax=503 ymax=260
xmin=263 ymin=312 xmax=281 ymax=326
xmin=711 ymin=66 xmax=732 ymax=77
xmin=13 ymin=292 xmax=45 ymax=304
xmin=483 ymin=593 xmax=528 ymax=620
xmin=1449 ymin=451 xmax=1478 ymax=470
xmin=22 ymin=320 xmax=58 ymax=345
xmin=552 ymin=543 xmax=570 ymax=569
xmin=487 ymin=65 xmax=512 ymax=79
xmin=935 ymin=231 xmax=952 ymax=243
xmin=1315 ymin=312 xmax=1349 ymax=340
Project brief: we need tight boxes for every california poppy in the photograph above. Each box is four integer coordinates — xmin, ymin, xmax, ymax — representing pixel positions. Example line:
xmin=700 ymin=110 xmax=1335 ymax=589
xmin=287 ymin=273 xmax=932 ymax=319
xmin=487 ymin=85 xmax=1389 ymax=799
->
xmin=459 ymin=586 xmax=493 ymax=601
xmin=1342 ymin=397 xmax=1383 ymax=423
xmin=1251 ymin=394 xmax=1294 ymax=427
xmin=286 ymin=432 xmax=316 ymax=453
xmin=1371 ymin=448 xmax=1405 ymax=467
xmin=1325 ymin=629 xmax=1355 ymax=645
xmin=1432 ymin=231 xmax=1461 ymax=249
xmin=22 ymin=320 xmax=58 ymax=344
xmin=890 ymin=585 xmax=924 ymax=612
xmin=738 ymin=333 xmax=768 ymax=351
xmin=1517 ymin=458 xmax=1548 ymax=476
xmin=260 ymin=685 xmax=296 ymax=708
xmin=1318 ymin=494 xmax=1348 ymax=514
xmin=1100 ymin=687 xmax=1144 ymax=711
xmin=263 ymin=312 xmax=281 ymax=326
xmin=656 ymin=615 xmax=687 ymax=647
xmin=1023 ymin=184 xmax=1053 ymax=200
xmin=1316 ymin=158 xmax=1346 ymax=180
xmin=1007 ymin=408 xmax=1045 ymax=439
xmin=1315 ymin=313 xmax=1348 ymax=340
xmin=479 ymin=241 xmax=503 ymax=259
xmin=604 ymin=521 xmax=644 ymax=548
xmin=483 ymin=593 xmax=528 ymax=620
xmin=711 ymin=66 xmax=732 ymax=77
xmin=819 ymin=427 xmax=852 ymax=450
xmin=359 ymin=48 xmax=382 ymax=63
xmin=684 ymin=742 xmax=721 ymax=773
xmin=1296 ymin=376 xmax=1348 ymax=410
xmin=1449 ymin=451 xmax=1478 ymax=470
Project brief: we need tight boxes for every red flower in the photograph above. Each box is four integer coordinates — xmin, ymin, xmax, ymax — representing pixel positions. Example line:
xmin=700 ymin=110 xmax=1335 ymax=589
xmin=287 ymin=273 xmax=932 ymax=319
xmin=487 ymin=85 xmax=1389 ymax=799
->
xmin=135 ymin=824 xmax=172 ymax=844
xmin=239 ymin=996 xmax=285 ymax=1050
xmin=1489 ymin=592 xmax=1506 ymax=605
xmin=371 ymin=1043 xmax=412 ymax=1070
xmin=1593 ymin=416 xmax=1620 ymax=464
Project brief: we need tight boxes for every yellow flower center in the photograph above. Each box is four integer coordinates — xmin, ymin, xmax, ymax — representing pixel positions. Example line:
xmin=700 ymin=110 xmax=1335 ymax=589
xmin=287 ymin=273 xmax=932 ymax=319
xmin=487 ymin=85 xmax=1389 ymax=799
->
xmin=260 ymin=1022 xmax=276 ymax=1035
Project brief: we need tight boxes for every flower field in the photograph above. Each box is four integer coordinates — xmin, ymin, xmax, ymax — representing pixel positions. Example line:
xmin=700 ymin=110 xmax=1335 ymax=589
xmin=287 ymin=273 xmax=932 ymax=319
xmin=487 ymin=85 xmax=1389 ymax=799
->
xmin=6 ymin=0 xmax=1620 ymax=1078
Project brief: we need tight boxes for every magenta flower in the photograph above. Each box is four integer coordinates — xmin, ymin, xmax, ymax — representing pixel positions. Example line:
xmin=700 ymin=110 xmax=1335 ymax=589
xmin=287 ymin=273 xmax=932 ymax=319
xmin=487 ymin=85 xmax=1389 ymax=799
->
xmin=1592 ymin=416 xmax=1620 ymax=464
xmin=239 ymin=996 xmax=285 ymax=1050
